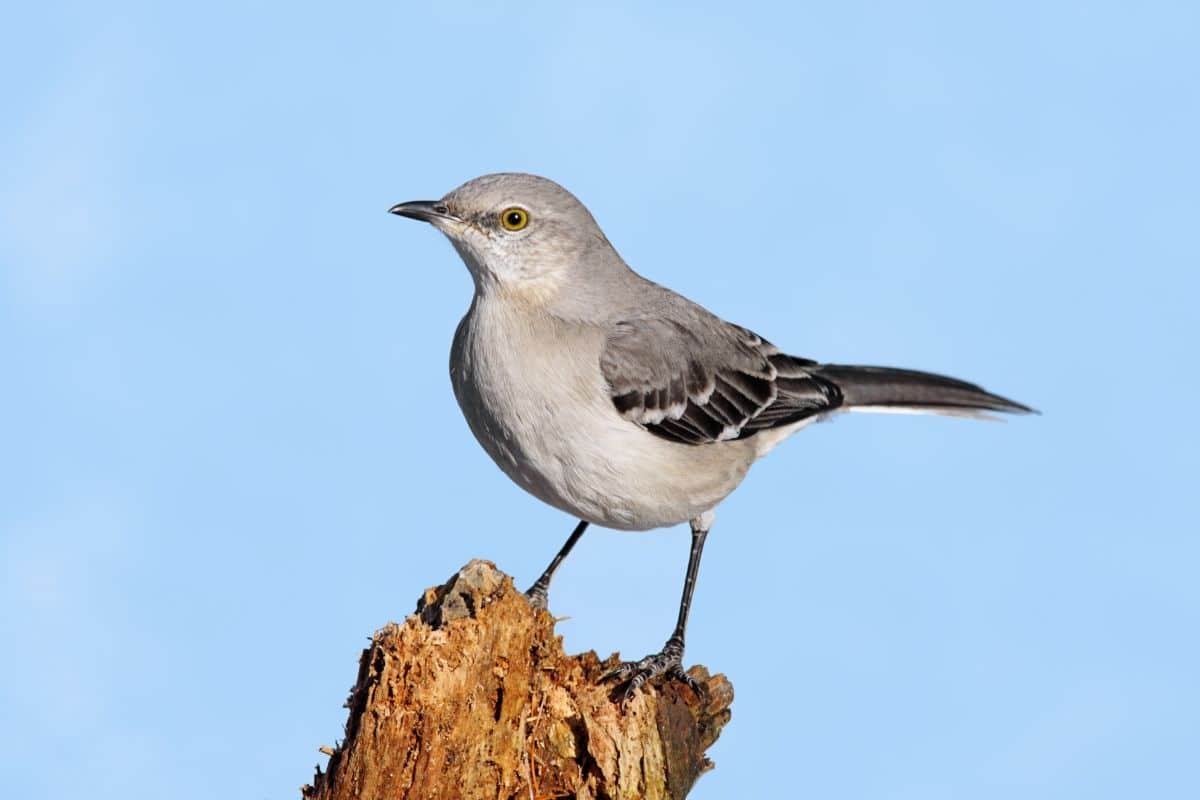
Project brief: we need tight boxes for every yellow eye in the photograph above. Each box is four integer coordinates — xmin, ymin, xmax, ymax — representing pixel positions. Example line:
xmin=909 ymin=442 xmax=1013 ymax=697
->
xmin=500 ymin=207 xmax=529 ymax=231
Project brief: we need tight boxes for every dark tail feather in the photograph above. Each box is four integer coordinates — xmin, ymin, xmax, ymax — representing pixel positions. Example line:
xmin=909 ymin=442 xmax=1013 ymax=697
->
xmin=815 ymin=364 xmax=1035 ymax=415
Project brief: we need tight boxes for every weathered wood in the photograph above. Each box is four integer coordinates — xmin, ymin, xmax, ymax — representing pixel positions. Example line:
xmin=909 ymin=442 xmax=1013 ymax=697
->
xmin=302 ymin=560 xmax=733 ymax=800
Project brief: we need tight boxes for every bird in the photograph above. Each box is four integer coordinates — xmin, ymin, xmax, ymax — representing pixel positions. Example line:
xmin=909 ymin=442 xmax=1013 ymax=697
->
xmin=388 ymin=173 xmax=1032 ymax=706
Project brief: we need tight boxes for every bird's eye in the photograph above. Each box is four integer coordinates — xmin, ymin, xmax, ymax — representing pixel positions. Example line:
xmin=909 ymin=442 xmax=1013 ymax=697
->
xmin=500 ymin=207 xmax=529 ymax=231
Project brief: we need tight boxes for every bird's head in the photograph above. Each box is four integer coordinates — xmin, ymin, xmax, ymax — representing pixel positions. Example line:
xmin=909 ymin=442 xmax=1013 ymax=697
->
xmin=390 ymin=173 xmax=625 ymax=304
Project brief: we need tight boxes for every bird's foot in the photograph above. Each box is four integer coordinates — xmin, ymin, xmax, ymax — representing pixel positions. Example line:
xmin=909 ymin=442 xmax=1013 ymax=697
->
xmin=602 ymin=637 xmax=700 ymax=709
xmin=524 ymin=584 xmax=549 ymax=611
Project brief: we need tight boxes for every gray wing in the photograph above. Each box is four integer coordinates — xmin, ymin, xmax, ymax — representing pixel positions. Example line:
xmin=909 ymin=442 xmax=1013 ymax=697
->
xmin=600 ymin=315 xmax=844 ymax=445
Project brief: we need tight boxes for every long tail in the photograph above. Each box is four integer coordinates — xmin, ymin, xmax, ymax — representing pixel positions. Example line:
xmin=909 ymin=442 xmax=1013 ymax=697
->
xmin=813 ymin=364 xmax=1035 ymax=417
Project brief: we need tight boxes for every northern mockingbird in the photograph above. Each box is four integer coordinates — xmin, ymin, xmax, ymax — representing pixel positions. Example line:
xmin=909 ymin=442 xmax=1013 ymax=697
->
xmin=389 ymin=173 xmax=1031 ymax=705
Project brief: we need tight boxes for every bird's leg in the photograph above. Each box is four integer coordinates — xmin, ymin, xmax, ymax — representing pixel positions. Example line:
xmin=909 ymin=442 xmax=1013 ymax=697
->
xmin=525 ymin=520 xmax=589 ymax=611
xmin=604 ymin=516 xmax=711 ymax=708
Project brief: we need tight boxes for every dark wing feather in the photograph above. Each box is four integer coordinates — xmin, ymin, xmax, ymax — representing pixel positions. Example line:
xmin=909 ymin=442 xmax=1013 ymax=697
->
xmin=600 ymin=318 xmax=844 ymax=445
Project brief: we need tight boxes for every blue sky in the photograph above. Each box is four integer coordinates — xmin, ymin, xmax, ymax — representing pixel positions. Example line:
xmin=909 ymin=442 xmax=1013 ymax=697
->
xmin=2 ymin=2 xmax=1197 ymax=798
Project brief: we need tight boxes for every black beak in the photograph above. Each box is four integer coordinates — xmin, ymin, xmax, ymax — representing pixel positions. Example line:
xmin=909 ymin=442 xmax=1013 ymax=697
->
xmin=388 ymin=200 xmax=457 ymax=223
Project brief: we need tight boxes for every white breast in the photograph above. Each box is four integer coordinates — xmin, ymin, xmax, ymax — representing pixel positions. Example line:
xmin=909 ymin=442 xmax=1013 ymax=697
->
xmin=449 ymin=296 xmax=756 ymax=530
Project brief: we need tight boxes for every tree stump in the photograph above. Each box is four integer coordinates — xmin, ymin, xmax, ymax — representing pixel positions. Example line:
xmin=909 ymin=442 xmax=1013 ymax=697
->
xmin=302 ymin=560 xmax=733 ymax=800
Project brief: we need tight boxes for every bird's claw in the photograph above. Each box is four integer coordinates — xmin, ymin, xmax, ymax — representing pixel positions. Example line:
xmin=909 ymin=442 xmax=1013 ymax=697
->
xmin=602 ymin=643 xmax=700 ymax=709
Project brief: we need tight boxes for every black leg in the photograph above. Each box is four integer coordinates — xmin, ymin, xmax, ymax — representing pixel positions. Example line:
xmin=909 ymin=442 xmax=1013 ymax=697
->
xmin=669 ymin=522 xmax=709 ymax=651
xmin=525 ymin=520 xmax=589 ymax=610
xmin=604 ymin=516 xmax=711 ymax=707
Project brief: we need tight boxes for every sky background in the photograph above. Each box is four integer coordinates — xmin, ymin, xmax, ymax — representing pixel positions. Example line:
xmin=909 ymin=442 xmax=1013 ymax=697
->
xmin=2 ymin=2 xmax=1197 ymax=798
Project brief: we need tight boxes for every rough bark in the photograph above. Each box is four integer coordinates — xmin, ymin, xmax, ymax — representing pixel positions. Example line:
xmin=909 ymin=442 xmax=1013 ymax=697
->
xmin=302 ymin=560 xmax=733 ymax=800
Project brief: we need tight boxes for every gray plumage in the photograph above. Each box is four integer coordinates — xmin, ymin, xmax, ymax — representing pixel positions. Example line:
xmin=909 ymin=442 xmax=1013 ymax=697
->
xmin=389 ymin=172 xmax=1032 ymax=704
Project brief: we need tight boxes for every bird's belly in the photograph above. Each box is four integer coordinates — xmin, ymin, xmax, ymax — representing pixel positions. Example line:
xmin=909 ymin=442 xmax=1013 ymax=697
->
xmin=452 ymin=321 xmax=751 ymax=530
xmin=473 ymin=403 xmax=748 ymax=530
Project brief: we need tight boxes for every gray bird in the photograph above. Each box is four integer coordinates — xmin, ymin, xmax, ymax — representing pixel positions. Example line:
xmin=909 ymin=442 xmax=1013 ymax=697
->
xmin=389 ymin=173 xmax=1031 ymax=705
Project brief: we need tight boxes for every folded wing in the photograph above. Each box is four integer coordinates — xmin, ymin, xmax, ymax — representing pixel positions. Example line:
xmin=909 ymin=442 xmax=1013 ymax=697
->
xmin=600 ymin=316 xmax=1031 ymax=446
xmin=600 ymin=317 xmax=843 ymax=445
